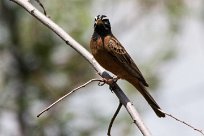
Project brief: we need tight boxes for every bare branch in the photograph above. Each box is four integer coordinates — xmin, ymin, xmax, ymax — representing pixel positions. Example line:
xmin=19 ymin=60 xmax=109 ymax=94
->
xmin=37 ymin=78 xmax=103 ymax=117
xmin=162 ymin=111 xmax=204 ymax=136
xmin=109 ymin=83 xmax=151 ymax=136
xmin=108 ymin=102 xmax=122 ymax=136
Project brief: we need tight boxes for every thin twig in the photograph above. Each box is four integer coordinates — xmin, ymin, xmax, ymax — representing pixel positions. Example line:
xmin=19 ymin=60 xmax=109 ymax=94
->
xmin=34 ymin=0 xmax=47 ymax=16
xmin=107 ymin=102 xmax=122 ymax=136
xmin=162 ymin=110 xmax=204 ymax=136
xmin=37 ymin=78 xmax=103 ymax=117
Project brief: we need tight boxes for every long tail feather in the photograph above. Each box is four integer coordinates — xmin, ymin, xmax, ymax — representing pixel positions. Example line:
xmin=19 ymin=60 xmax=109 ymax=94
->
xmin=128 ymin=79 xmax=165 ymax=118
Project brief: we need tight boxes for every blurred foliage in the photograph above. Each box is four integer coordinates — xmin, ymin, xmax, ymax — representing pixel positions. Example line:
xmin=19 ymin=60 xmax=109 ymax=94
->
xmin=0 ymin=0 xmax=93 ymax=135
xmin=0 ymin=0 xmax=193 ymax=136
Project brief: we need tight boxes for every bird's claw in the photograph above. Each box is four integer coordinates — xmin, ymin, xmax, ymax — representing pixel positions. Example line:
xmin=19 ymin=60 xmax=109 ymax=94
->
xmin=101 ymin=76 xmax=119 ymax=85
xmin=112 ymin=76 xmax=119 ymax=83
xmin=98 ymin=80 xmax=105 ymax=86
xmin=97 ymin=76 xmax=120 ymax=92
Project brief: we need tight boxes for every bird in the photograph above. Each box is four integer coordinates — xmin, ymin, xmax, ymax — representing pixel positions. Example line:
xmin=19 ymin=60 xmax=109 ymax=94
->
xmin=90 ymin=15 xmax=165 ymax=118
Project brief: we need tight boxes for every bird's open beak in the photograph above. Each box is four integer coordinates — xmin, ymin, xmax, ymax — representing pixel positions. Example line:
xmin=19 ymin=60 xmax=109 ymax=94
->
xmin=96 ymin=19 xmax=103 ymax=25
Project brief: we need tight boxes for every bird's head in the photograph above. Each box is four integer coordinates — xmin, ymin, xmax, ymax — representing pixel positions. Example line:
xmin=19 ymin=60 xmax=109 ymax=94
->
xmin=94 ymin=15 xmax=111 ymax=36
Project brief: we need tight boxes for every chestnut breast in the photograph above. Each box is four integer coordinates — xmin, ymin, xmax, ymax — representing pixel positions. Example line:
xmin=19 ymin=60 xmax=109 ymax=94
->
xmin=90 ymin=35 xmax=128 ymax=78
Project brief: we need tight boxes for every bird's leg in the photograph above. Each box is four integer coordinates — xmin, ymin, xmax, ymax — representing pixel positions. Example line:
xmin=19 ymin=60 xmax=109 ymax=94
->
xmin=100 ymin=76 xmax=120 ymax=92
xmin=101 ymin=75 xmax=120 ymax=85
xmin=112 ymin=75 xmax=120 ymax=83
xmin=110 ymin=75 xmax=121 ymax=91
xmin=101 ymin=78 xmax=113 ymax=85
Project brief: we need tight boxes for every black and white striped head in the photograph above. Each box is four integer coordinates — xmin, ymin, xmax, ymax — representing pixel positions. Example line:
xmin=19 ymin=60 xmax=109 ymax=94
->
xmin=94 ymin=15 xmax=111 ymax=35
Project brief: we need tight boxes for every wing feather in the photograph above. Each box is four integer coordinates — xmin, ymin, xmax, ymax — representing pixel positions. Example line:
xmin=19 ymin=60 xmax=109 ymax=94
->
xmin=105 ymin=36 xmax=149 ymax=86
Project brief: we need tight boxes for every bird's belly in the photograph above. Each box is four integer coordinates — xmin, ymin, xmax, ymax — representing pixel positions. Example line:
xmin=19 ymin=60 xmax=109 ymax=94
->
xmin=93 ymin=50 xmax=127 ymax=78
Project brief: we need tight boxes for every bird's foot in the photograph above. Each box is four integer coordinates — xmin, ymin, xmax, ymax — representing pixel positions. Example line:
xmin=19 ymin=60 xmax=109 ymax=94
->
xmin=99 ymin=76 xmax=120 ymax=92
xmin=98 ymin=78 xmax=114 ymax=86
xmin=112 ymin=75 xmax=120 ymax=83
xmin=101 ymin=76 xmax=119 ymax=85
xmin=101 ymin=78 xmax=114 ymax=85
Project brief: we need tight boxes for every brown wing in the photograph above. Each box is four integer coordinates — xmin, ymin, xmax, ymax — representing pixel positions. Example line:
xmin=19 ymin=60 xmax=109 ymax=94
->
xmin=105 ymin=36 xmax=149 ymax=87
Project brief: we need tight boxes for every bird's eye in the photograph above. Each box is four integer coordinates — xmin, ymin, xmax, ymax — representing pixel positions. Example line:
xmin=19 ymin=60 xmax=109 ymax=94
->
xmin=104 ymin=21 xmax=108 ymax=24
xmin=103 ymin=20 xmax=109 ymax=25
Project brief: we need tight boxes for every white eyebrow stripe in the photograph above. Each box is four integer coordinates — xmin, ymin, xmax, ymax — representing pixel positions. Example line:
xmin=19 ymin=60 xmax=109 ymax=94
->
xmin=95 ymin=15 xmax=99 ymax=20
xmin=94 ymin=15 xmax=109 ymax=21
xmin=102 ymin=16 xmax=109 ymax=20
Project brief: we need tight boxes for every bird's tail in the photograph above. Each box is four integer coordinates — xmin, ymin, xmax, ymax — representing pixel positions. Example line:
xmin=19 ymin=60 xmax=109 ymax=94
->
xmin=128 ymin=79 xmax=165 ymax=118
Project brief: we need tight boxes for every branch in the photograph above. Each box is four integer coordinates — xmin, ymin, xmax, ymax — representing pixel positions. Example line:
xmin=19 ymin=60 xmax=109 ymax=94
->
xmin=37 ymin=78 xmax=103 ymax=117
xmin=34 ymin=0 xmax=47 ymax=16
xmin=163 ymin=111 xmax=204 ymax=136
xmin=10 ymin=0 xmax=151 ymax=135
xmin=108 ymin=102 xmax=122 ymax=136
